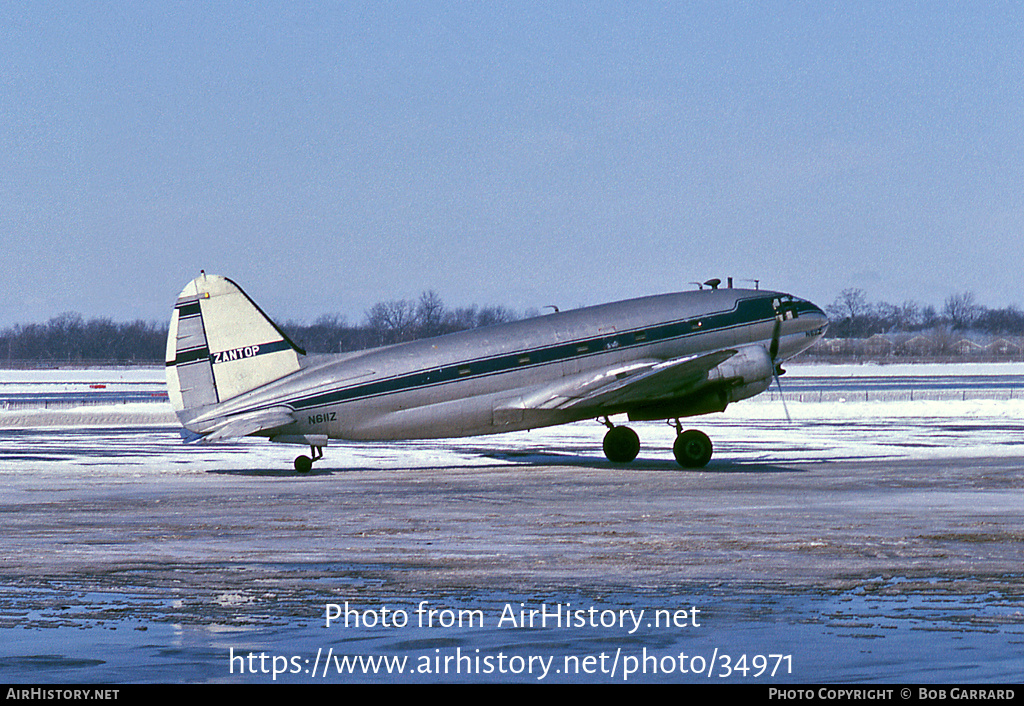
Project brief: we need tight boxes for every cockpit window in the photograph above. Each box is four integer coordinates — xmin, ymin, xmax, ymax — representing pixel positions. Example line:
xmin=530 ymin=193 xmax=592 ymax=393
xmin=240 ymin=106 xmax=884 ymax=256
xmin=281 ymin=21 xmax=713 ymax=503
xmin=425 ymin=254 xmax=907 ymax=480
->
xmin=773 ymin=295 xmax=799 ymax=320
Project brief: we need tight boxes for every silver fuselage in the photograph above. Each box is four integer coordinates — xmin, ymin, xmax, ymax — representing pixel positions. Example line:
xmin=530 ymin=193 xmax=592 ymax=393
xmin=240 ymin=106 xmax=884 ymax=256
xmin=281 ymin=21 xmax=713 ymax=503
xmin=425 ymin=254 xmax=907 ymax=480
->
xmin=182 ymin=288 xmax=827 ymax=442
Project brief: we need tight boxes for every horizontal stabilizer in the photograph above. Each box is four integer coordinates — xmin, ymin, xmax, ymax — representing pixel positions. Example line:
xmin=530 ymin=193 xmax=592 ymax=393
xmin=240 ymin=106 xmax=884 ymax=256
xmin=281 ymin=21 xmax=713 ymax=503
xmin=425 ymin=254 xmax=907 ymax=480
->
xmin=198 ymin=406 xmax=296 ymax=443
xmin=179 ymin=428 xmax=205 ymax=444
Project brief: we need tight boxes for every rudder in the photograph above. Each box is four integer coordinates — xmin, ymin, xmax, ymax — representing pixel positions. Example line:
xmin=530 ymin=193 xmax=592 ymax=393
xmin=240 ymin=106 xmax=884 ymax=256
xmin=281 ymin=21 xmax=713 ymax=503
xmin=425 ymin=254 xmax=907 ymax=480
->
xmin=165 ymin=273 xmax=304 ymax=414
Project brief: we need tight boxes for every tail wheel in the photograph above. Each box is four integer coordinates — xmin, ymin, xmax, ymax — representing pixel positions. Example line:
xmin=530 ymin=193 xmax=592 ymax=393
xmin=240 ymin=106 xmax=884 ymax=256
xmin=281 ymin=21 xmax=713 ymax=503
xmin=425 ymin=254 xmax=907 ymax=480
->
xmin=294 ymin=445 xmax=323 ymax=473
xmin=603 ymin=425 xmax=640 ymax=463
xmin=673 ymin=429 xmax=713 ymax=468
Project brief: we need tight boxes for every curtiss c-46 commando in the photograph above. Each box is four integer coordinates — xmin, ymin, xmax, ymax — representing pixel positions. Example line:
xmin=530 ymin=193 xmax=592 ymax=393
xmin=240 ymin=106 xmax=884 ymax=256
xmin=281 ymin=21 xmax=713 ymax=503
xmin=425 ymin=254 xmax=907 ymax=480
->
xmin=166 ymin=274 xmax=828 ymax=471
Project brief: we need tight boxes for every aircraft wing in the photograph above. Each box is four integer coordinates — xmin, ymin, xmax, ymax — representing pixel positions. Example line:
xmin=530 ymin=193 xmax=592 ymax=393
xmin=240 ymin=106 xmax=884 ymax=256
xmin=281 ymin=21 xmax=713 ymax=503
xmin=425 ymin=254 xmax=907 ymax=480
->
xmin=194 ymin=405 xmax=297 ymax=443
xmin=518 ymin=349 xmax=739 ymax=414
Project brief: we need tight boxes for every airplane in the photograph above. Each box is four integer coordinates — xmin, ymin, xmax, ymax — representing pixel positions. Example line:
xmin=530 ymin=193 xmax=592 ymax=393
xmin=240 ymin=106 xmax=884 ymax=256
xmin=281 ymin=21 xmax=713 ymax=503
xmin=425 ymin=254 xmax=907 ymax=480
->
xmin=165 ymin=273 xmax=828 ymax=471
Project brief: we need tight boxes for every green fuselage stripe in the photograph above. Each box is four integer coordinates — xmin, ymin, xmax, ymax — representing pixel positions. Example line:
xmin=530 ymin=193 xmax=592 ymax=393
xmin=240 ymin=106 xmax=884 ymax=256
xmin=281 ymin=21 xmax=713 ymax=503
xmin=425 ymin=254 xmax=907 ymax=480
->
xmin=289 ymin=296 xmax=815 ymax=412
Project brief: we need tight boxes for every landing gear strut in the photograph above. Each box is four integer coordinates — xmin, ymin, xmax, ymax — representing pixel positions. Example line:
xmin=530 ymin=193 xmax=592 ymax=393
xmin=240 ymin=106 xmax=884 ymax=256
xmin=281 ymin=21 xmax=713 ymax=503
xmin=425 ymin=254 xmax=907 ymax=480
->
xmin=598 ymin=417 xmax=714 ymax=468
xmin=294 ymin=445 xmax=323 ymax=473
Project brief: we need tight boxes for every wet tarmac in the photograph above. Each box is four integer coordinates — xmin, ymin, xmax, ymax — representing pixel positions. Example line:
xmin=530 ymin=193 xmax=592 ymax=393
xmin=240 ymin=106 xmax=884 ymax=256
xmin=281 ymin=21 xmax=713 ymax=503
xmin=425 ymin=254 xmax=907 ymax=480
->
xmin=2 ymin=421 xmax=1023 ymax=683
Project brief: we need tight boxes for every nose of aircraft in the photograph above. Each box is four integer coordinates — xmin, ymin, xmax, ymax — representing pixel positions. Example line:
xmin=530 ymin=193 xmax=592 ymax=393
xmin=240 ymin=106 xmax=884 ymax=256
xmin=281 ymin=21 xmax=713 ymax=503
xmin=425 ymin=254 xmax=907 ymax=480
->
xmin=812 ymin=299 xmax=828 ymax=323
xmin=780 ymin=297 xmax=829 ymax=355
xmin=803 ymin=299 xmax=830 ymax=338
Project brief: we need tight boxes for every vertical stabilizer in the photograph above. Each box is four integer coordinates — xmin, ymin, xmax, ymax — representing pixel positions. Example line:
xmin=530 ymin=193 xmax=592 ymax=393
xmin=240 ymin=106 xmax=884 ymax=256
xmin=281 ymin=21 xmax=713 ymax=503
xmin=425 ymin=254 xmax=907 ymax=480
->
xmin=165 ymin=273 xmax=304 ymax=414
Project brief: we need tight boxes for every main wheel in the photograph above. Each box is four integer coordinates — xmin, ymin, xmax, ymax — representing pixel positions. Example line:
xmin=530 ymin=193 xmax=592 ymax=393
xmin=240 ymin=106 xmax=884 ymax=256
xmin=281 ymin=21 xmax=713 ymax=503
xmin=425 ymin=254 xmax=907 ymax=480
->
xmin=603 ymin=425 xmax=640 ymax=463
xmin=673 ymin=429 xmax=713 ymax=468
xmin=294 ymin=455 xmax=313 ymax=473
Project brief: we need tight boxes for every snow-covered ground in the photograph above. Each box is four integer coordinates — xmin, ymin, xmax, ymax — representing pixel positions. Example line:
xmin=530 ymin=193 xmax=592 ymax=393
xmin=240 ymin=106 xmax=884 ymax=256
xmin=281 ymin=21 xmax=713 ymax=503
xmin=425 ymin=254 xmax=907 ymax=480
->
xmin=2 ymin=363 xmax=1024 ymax=467
xmin=0 ymin=365 xmax=164 ymax=389
xmin=786 ymin=361 xmax=1024 ymax=376
xmin=2 ymin=365 xmax=1023 ymax=684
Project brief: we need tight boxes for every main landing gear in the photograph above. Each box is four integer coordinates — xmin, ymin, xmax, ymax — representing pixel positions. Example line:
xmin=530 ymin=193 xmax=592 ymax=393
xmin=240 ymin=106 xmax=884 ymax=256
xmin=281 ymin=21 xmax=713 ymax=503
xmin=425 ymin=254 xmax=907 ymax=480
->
xmin=602 ymin=422 xmax=640 ymax=463
xmin=600 ymin=418 xmax=713 ymax=468
xmin=294 ymin=445 xmax=323 ymax=473
xmin=671 ymin=423 xmax=713 ymax=469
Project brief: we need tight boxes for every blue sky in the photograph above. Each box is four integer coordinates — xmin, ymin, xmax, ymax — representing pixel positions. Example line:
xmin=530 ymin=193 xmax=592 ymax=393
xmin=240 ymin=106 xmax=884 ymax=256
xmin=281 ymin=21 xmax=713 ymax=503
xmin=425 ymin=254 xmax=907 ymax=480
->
xmin=2 ymin=2 xmax=1022 ymax=326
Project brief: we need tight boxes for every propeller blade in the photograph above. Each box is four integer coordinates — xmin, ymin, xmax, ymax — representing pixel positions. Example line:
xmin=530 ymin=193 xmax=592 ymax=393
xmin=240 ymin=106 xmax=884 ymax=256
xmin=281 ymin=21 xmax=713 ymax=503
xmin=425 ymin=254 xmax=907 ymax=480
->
xmin=770 ymin=314 xmax=790 ymax=422
xmin=770 ymin=316 xmax=781 ymax=361
xmin=774 ymin=371 xmax=792 ymax=423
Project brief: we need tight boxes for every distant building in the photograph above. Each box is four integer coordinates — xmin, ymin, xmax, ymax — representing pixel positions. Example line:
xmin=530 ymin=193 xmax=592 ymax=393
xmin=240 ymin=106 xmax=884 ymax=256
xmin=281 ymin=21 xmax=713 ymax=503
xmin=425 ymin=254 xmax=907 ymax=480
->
xmin=902 ymin=335 xmax=935 ymax=357
xmin=954 ymin=339 xmax=985 ymax=356
xmin=986 ymin=338 xmax=1022 ymax=356
xmin=803 ymin=332 xmax=1023 ymax=361
xmin=864 ymin=334 xmax=893 ymax=357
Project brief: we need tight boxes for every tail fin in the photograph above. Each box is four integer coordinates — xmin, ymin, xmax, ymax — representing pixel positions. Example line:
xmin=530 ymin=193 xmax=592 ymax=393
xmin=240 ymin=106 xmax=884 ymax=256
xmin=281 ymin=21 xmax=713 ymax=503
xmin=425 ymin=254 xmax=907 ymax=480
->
xmin=165 ymin=273 xmax=304 ymax=415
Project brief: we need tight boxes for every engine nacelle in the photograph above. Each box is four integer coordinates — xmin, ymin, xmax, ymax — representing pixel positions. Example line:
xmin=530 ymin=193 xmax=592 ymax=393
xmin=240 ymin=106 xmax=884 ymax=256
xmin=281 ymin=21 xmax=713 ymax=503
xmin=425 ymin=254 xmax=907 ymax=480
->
xmin=627 ymin=345 xmax=774 ymax=421
xmin=708 ymin=344 xmax=774 ymax=403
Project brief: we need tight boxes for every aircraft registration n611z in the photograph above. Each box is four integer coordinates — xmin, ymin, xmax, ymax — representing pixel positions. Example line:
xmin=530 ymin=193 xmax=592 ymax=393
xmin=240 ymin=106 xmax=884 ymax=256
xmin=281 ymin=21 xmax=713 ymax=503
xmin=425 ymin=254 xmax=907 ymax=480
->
xmin=166 ymin=273 xmax=828 ymax=472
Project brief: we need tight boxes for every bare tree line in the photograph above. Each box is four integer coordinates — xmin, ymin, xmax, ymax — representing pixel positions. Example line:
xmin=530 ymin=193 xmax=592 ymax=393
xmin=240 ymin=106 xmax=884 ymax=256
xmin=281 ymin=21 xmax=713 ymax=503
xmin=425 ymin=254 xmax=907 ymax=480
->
xmin=3 ymin=287 xmax=1022 ymax=364
xmin=825 ymin=288 xmax=1024 ymax=338
xmin=0 ymin=313 xmax=167 ymax=363
xmin=281 ymin=291 xmax=523 ymax=353
xmin=0 ymin=291 xmax=524 ymax=363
